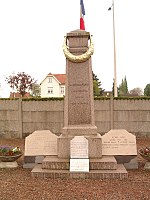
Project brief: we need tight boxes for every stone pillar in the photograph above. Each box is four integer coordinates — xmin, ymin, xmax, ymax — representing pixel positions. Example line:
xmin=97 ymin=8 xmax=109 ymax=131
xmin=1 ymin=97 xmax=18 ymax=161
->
xmin=58 ymin=30 xmax=102 ymax=158
xmin=18 ymin=98 xmax=23 ymax=138
xmin=110 ymin=94 xmax=114 ymax=129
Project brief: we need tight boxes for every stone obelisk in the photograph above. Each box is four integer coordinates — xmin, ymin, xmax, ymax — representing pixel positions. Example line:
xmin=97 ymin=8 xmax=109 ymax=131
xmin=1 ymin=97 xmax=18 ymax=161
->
xmin=58 ymin=30 xmax=102 ymax=158
xmin=31 ymin=30 xmax=128 ymax=180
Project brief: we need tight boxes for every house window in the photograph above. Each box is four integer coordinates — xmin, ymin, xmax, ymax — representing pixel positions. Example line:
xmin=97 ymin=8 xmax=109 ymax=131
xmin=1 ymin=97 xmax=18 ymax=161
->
xmin=60 ymin=87 xmax=64 ymax=94
xmin=48 ymin=78 xmax=52 ymax=83
xmin=48 ymin=87 xmax=53 ymax=94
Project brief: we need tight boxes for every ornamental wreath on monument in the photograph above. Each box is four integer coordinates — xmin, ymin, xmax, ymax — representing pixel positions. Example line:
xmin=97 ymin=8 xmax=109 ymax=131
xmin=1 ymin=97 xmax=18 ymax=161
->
xmin=62 ymin=34 xmax=94 ymax=63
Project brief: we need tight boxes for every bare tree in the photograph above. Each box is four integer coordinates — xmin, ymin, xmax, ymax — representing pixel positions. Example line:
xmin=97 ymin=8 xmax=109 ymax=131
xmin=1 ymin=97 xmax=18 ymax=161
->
xmin=129 ymin=87 xmax=143 ymax=96
xmin=5 ymin=72 xmax=36 ymax=97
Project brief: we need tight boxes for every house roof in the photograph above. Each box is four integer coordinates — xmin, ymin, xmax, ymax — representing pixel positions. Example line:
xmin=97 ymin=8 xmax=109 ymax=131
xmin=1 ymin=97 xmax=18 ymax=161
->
xmin=10 ymin=92 xmax=31 ymax=98
xmin=47 ymin=73 xmax=66 ymax=84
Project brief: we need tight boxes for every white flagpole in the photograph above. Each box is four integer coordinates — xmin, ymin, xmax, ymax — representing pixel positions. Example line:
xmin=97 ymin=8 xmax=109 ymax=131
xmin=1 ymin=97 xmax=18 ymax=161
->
xmin=112 ymin=0 xmax=118 ymax=97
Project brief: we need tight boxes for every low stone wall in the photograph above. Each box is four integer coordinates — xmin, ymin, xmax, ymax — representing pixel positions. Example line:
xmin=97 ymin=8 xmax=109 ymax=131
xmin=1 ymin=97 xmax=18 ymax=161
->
xmin=22 ymin=100 xmax=64 ymax=138
xmin=0 ymin=100 xmax=22 ymax=138
xmin=0 ymin=98 xmax=150 ymax=138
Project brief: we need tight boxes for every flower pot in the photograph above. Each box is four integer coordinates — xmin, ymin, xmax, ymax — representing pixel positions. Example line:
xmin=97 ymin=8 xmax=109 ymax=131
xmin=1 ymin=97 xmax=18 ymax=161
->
xmin=0 ymin=153 xmax=22 ymax=162
xmin=138 ymin=148 xmax=150 ymax=162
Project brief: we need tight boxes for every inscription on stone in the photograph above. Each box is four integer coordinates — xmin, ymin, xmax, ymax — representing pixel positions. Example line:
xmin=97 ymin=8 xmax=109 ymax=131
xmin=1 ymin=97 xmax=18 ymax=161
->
xmin=102 ymin=129 xmax=137 ymax=155
xmin=70 ymin=159 xmax=89 ymax=172
xmin=69 ymin=84 xmax=89 ymax=104
xmin=68 ymin=83 xmax=91 ymax=124
xmin=70 ymin=136 xmax=88 ymax=158
xmin=25 ymin=130 xmax=58 ymax=156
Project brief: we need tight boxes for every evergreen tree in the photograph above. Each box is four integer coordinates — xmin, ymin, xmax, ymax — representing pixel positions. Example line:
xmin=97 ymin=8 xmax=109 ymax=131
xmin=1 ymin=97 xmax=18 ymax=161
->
xmin=124 ymin=76 xmax=128 ymax=93
xmin=144 ymin=84 xmax=150 ymax=96
xmin=92 ymin=71 xmax=104 ymax=96
xmin=118 ymin=76 xmax=128 ymax=96
xmin=93 ymin=80 xmax=100 ymax=96
xmin=112 ymin=79 xmax=119 ymax=97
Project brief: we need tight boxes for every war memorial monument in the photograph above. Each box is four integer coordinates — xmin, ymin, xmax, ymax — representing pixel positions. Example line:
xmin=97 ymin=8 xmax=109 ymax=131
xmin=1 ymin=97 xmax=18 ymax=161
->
xmin=24 ymin=29 xmax=137 ymax=179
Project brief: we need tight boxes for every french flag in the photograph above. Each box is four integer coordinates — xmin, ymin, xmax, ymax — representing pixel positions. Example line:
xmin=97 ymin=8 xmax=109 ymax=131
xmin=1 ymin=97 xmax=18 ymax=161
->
xmin=80 ymin=0 xmax=85 ymax=30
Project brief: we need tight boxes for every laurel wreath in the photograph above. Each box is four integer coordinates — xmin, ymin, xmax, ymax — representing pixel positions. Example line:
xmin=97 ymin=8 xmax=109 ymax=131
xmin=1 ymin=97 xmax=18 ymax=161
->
xmin=62 ymin=35 xmax=94 ymax=63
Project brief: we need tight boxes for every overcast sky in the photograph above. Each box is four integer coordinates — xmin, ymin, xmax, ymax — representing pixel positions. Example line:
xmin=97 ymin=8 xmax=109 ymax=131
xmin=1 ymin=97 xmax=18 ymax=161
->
xmin=0 ymin=0 xmax=150 ymax=97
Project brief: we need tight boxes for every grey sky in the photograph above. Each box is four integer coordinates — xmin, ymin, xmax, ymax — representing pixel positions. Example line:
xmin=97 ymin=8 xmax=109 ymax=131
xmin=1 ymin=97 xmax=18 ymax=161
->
xmin=0 ymin=0 xmax=150 ymax=97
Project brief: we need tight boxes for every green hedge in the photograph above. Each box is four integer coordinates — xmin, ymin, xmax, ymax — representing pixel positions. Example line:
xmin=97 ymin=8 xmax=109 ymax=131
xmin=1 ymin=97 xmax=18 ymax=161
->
xmin=1 ymin=96 xmax=150 ymax=101
xmin=0 ymin=97 xmax=64 ymax=101
xmin=113 ymin=96 xmax=150 ymax=100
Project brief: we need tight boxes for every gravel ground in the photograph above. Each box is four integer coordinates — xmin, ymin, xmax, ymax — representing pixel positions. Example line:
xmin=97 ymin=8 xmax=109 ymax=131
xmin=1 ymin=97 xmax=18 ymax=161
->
xmin=0 ymin=137 xmax=150 ymax=200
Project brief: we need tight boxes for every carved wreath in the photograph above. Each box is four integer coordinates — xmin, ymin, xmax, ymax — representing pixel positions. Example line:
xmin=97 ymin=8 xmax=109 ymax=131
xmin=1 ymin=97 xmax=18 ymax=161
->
xmin=62 ymin=35 xmax=94 ymax=63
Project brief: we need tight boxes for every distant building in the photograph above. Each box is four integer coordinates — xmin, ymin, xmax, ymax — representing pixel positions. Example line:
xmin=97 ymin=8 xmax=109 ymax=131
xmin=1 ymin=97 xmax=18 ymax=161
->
xmin=9 ymin=92 xmax=31 ymax=98
xmin=102 ymin=91 xmax=112 ymax=97
xmin=40 ymin=73 xmax=66 ymax=97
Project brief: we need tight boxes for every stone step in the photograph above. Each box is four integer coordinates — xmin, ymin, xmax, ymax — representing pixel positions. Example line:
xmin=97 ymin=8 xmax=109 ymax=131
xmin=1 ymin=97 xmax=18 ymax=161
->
xmin=31 ymin=164 xmax=128 ymax=179
xmin=42 ymin=156 xmax=117 ymax=170
xmin=61 ymin=125 xmax=98 ymax=136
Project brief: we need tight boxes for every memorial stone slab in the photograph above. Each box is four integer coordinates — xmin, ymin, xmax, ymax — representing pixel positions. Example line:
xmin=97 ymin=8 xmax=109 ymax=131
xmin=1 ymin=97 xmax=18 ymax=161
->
xmin=70 ymin=136 xmax=88 ymax=158
xmin=25 ymin=130 xmax=58 ymax=156
xmin=102 ymin=129 xmax=137 ymax=155
xmin=70 ymin=159 xmax=89 ymax=172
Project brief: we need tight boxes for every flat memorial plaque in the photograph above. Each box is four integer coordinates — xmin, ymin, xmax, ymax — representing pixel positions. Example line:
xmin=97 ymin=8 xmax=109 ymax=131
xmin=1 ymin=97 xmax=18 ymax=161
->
xmin=25 ymin=130 xmax=58 ymax=156
xmin=70 ymin=136 xmax=88 ymax=158
xmin=70 ymin=159 xmax=89 ymax=172
xmin=102 ymin=129 xmax=137 ymax=155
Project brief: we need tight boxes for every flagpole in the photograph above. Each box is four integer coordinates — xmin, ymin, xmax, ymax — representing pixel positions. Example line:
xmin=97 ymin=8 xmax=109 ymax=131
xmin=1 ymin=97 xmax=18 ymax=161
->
xmin=112 ymin=0 xmax=118 ymax=97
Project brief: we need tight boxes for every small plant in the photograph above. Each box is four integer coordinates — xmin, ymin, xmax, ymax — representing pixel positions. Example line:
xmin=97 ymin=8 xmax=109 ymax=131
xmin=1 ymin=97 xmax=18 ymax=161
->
xmin=138 ymin=146 xmax=150 ymax=162
xmin=141 ymin=147 xmax=150 ymax=155
xmin=0 ymin=145 xmax=21 ymax=156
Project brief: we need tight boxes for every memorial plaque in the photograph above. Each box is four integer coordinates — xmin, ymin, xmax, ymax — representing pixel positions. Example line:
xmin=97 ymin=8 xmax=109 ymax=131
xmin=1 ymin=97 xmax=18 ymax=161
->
xmin=102 ymin=129 xmax=137 ymax=155
xmin=70 ymin=159 xmax=89 ymax=172
xmin=70 ymin=136 xmax=88 ymax=158
xmin=25 ymin=130 xmax=58 ymax=156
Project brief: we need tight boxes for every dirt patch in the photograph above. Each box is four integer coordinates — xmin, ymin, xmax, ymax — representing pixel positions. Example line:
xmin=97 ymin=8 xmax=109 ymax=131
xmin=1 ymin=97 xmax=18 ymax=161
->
xmin=0 ymin=137 xmax=150 ymax=200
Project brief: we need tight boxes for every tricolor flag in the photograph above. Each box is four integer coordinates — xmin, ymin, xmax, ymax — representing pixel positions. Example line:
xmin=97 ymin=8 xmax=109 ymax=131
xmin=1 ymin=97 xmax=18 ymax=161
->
xmin=80 ymin=0 xmax=85 ymax=30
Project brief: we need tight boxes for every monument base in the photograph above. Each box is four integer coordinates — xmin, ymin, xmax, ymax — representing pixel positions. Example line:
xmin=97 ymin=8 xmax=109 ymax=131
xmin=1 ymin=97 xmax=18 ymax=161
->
xmin=61 ymin=125 xmax=98 ymax=136
xmin=0 ymin=161 xmax=18 ymax=168
xmin=57 ymin=133 xmax=102 ymax=158
xmin=31 ymin=155 xmax=128 ymax=179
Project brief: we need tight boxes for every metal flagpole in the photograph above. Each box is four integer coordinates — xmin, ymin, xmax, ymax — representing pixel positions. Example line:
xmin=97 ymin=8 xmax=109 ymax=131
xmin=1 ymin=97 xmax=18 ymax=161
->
xmin=113 ymin=0 xmax=118 ymax=97
xmin=109 ymin=0 xmax=118 ymax=97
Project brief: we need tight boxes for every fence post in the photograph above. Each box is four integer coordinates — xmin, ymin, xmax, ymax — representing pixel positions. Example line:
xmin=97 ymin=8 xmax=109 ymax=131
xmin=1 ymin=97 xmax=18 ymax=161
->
xmin=110 ymin=94 xmax=114 ymax=129
xmin=18 ymin=98 xmax=23 ymax=138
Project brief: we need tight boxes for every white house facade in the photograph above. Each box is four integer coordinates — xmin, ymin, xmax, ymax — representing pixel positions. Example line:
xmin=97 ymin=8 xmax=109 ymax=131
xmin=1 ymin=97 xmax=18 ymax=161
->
xmin=40 ymin=73 xmax=66 ymax=97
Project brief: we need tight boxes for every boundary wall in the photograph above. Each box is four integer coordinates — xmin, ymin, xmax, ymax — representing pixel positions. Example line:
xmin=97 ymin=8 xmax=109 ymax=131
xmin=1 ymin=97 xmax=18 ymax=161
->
xmin=0 ymin=98 xmax=150 ymax=138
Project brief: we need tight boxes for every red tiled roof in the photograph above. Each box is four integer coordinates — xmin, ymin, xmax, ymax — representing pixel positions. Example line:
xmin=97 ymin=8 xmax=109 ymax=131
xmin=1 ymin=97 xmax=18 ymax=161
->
xmin=10 ymin=92 xmax=31 ymax=98
xmin=48 ymin=73 xmax=66 ymax=84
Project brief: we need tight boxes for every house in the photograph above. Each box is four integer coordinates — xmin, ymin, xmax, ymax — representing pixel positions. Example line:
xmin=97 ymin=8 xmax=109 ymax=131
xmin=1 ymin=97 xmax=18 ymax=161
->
xmin=102 ymin=91 xmax=112 ymax=97
xmin=40 ymin=73 xmax=66 ymax=97
xmin=9 ymin=92 xmax=32 ymax=98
